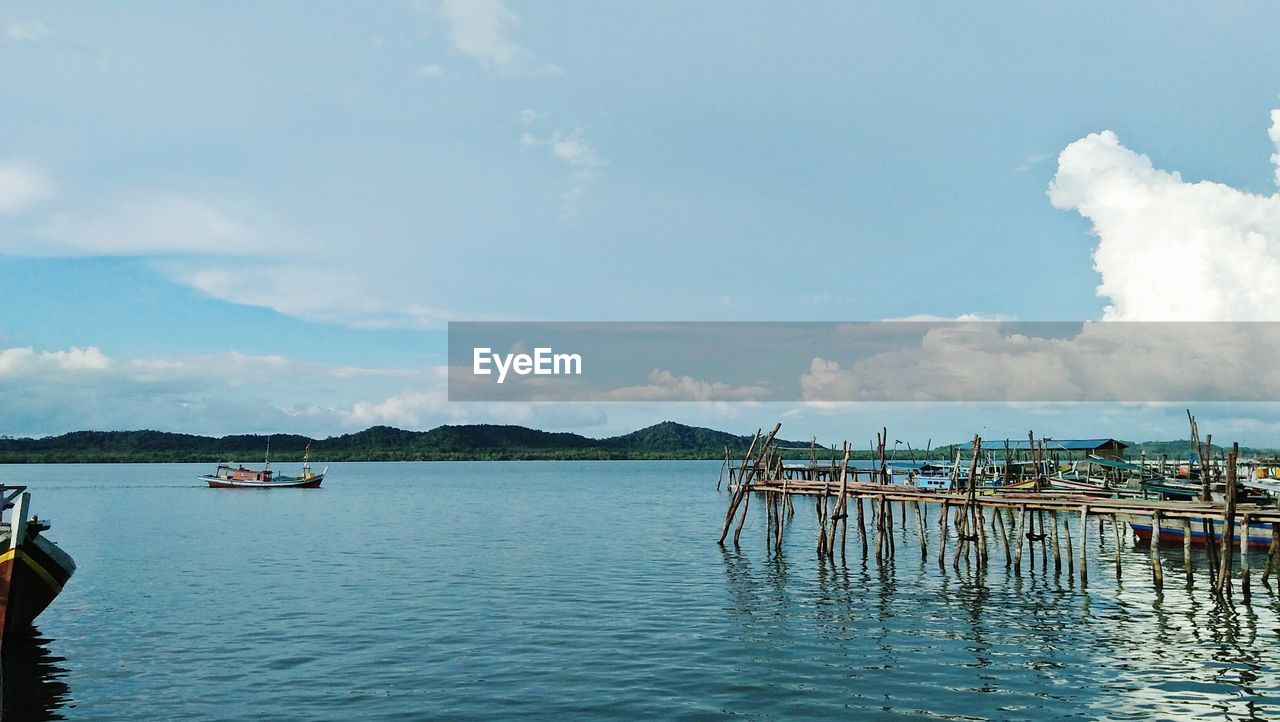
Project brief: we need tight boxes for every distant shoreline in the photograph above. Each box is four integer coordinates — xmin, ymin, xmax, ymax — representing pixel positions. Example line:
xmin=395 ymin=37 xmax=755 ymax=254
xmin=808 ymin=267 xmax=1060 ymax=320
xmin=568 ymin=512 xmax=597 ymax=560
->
xmin=1 ymin=421 xmax=1267 ymax=465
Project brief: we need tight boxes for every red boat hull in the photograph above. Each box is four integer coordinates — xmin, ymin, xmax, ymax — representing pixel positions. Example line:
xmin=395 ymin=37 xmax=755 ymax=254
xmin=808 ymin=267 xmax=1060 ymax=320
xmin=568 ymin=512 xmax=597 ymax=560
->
xmin=0 ymin=536 xmax=75 ymax=652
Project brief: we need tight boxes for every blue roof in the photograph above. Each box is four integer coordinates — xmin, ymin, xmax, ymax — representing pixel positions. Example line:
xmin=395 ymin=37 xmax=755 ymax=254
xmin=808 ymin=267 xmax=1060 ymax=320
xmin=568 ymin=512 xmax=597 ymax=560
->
xmin=972 ymin=438 xmax=1127 ymax=452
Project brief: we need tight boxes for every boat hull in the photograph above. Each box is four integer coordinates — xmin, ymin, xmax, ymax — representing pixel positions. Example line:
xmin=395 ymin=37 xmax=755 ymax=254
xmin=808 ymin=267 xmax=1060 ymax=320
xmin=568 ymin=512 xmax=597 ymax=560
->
xmin=200 ymin=474 xmax=323 ymax=488
xmin=0 ymin=533 xmax=76 ymax=650
xmin=1045 ymin=476 xmax=1130 ymax=497
xmin=1128 ymin=517 xmax=1274 ymax=549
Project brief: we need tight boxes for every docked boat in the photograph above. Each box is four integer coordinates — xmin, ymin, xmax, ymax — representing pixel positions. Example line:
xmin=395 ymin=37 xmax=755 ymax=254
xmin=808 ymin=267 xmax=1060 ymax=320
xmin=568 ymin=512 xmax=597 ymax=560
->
xmin=1045 ymin=456 xmax=1148 ymax=498
xmin=200 ymin=442 xmax=326 ymax=488
xmin=1 ymin=485 xmax=76 ymax=651
xmin=1128 ymin=516 xmax=1274 ymax=549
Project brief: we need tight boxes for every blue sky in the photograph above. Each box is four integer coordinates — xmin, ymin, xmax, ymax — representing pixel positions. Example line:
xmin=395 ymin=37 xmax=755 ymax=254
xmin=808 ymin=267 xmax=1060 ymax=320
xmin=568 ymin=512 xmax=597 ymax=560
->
xmin=4 ymin=2 xmax=1280 ymax=443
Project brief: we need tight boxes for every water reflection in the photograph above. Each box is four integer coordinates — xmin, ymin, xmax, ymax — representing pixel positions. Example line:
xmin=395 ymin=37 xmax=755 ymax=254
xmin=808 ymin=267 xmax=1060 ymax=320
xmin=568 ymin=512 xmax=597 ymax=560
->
xmin=2 ymin=628 xmax=70 ymax=721
xmin=718 ymin=497 xmax=1280 ymax=719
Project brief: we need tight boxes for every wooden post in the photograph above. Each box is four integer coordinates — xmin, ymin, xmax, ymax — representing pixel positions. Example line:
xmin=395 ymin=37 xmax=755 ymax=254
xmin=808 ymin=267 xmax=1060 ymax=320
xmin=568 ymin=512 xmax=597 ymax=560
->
xmin=1112 ymin=514 xmax=1123 ymax=579
xmin=1182 ymin=517 xmax=1193 ymax=584
xmin=1050 ymin=510 xmax=1062 ymax=574
xmin=1078 ymin=506 xmax=1089 ymax=587
xmin=765 ymin=489 xmax=773 ymax=546
xmin=1013 ymin=505 xmax=1026 ymax=573
xmin=1150 ymin=510 xmax=1164 ymax=590
xmin=1063 ymin=511 xmax=1074 ymax=579
xmin=976 ymin=505 xmax=988 ymax=564
xmin=733 ymin=482 xmax=752 ymax=546
xmin=717 ymin=426 xmax=767 ymax=544
xmin=952 ymin=500 xmax=968 ymax=568
xmin=939 ymin=500 xmax=950 ymax=566
xmin=995 ymin=507 xmax=1011 ymax=568
xmin=1216 ymin=444 xmax=1239 ymax=595
xmin=1037 ymin=510 xmax=1047 ymax=568
xmin=856 ymin=495 xmax=867 ymax=556
xmin=1241 ymin=514 xmax=1251 ymax=603
xmin=1265 ymin=523 xmax=1280 ymax=584
xmin=717 ymin=445 xmax=729 ymax=491
xmin=816 ymin=495 xmax=827 ymax=555
xmin=828 ymin=443 xmax=851 ymax=558
xmin=915 ymin=501 xmax=927 ymax=561
xmin=775 ymin=489 xmax=785 ymax=552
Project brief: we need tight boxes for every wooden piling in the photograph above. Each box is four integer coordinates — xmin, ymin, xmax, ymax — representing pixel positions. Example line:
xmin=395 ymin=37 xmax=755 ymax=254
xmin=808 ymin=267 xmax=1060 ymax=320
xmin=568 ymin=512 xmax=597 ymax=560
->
xmin=1112 ymin=514 xmax=1123 ymax=578
xmin=1181 ymin=517 xmax=1193 ymax=584
xmin=827 ymin=443 xmax=851 ymax=559
xmin=1150 ymin=510 xmax=1164 ymax=590
xmin=1013 ymin=505 xmax=1026 ymax=573
xmin=1050 ymin=510 xmax=1062 ymax=574
xmin=717 ymin=426 xmax=768 ymax=545
xmin=996 ymin=507 xmax=1011 ymax=568
xmin=915 ymin=501 xmax=927 ymax=561
xmin=939 ymin=500 xmax=950 ymax=566
xmin=1078 ymin=506 xmax=1089 ymax=587
xmin=1215 ymin=444 xmax=1238 ymax=596
xmin=1265 ymin=524 xmax=1280 ymax=584
xmin=1241 ymin=514 xmax=1251 ymax=602
xmin=1063 ymin=511 xmax=1074 ymax=579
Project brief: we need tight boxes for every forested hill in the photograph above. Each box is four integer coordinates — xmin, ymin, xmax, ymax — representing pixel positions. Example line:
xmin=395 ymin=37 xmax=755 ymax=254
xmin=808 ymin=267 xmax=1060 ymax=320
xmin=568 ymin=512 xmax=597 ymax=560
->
xmin=0 ymin=421 xmax=822 ymax=463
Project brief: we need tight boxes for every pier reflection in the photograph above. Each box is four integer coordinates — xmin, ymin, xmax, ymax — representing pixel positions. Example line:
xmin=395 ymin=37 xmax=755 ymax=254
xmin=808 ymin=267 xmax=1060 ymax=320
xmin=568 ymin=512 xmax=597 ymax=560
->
xmin=2 ymin=628 xmax=70 ymax=721
xmin=717 ymin=501 xmax=1280 ymax=719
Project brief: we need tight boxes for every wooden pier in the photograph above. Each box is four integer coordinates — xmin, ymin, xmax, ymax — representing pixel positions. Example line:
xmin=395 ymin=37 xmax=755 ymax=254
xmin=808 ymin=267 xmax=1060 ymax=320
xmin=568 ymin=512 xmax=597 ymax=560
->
xmin=718 ymin=423 xmax=1280 ymax=599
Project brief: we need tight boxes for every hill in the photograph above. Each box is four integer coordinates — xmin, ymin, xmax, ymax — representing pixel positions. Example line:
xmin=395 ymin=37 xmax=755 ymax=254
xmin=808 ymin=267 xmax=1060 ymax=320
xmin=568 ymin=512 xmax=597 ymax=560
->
xmin=0 ymin=422 xmax=822 ymax=463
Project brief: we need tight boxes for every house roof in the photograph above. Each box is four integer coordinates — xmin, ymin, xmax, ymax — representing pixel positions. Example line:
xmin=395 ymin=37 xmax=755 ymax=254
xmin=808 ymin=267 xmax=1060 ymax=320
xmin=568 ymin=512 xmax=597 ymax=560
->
xmin=971 ymin=438 xmax=1128 ymax=452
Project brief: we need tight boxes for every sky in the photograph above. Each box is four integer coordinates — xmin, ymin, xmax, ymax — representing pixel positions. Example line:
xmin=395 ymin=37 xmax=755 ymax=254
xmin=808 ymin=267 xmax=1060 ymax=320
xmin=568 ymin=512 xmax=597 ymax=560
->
xmin=4 ymin=1 xmax=1280 ymax=445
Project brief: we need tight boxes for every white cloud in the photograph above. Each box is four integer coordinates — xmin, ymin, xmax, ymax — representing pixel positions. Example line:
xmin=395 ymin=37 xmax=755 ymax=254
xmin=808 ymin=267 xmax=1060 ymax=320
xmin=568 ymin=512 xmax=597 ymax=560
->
xmin=5 ymin=19 xmax=49 ymax=42
xmin=0 ymin=346 xmax=110 ymax=377
xmin=15 ymin=192 xmax=280 ymax=258
xmin=436 ymin=0 xmax=527 ymax=74
xmin=602 ymin=369 xmax=770 ymax=402
xmin=797 ymin=322 xmax=1278 ymax=403
xmin=0 ymin=344 xmax=616 ymax=437
xmin=517 ymin=108 xmax=538 ymax=123
xmin=520 ymin=126 xmax=606 ymax=216
xmin=0 ymin=160 xmax=54 ymax=216
xmin=172 ymin=264 xmax=458 ymax=330
xmin=416 ymin=63 xmax=445 ymax=78
xmin=0 ymin=163 xmax=471 ymax=328
xmin=1049 ymin=110 xmax=1280 ymax=321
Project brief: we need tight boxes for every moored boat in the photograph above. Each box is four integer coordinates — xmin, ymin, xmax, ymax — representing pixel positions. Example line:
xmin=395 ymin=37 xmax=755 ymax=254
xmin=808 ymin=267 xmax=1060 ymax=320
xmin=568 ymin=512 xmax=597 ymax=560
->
xmin=0 ymin=485 xmax=76 ymax=651
xmin=1127 ymin=516 xmax=1274 ymax=549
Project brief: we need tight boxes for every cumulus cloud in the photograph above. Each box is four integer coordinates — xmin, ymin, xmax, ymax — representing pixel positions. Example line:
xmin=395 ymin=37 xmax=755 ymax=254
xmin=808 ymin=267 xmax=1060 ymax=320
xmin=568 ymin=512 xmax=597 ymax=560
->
xmin=797 ymin=322 xmax=1280 ymax=403
xmin=0 ymin=160 xmax=54 ymax=216
xmin=1049 ymin=110 xmax=1280 ymax=321
xmin=416 ymin=63 xmax=445 ymax=78
xmin=436 ymin=0 xmax=527 ymax=73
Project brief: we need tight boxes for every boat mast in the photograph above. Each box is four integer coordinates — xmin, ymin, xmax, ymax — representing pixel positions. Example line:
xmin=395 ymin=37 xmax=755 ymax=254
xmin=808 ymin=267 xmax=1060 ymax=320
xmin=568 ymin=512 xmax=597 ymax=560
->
xmin=265 ymin=436 xmax=271 ymax=472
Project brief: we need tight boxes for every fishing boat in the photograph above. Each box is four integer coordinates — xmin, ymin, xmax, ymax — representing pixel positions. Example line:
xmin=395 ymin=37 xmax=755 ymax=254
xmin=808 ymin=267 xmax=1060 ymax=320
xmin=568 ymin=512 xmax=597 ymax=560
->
xmin=1128 ymin=516 xmax=1274 ymax=549
xmin=0 ymin=485 xmax=76 ymax=651
xmin=1045 ymin=456 xmax=1146 ymax=498
xmin=200 ymin=442 xmax=326 ymax=489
